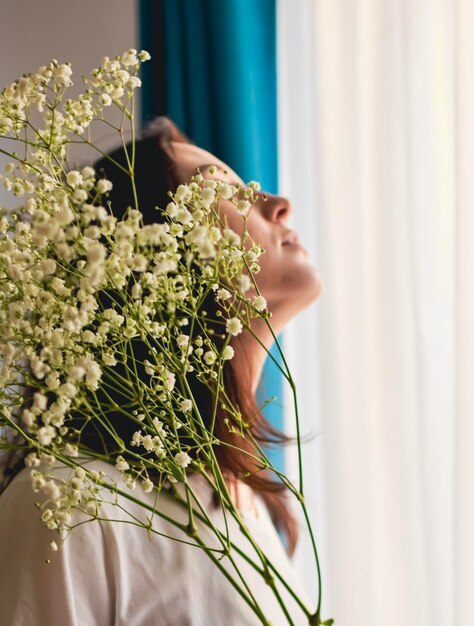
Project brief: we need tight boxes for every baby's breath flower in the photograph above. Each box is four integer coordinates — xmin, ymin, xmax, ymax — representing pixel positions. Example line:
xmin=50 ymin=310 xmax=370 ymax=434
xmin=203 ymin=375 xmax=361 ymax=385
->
xmin=235 ymin=200 xmax=251 ymax=216
xmin=222 ymin=345 xmax=235 ymax=360
xmin=180 ymin=399 xmax=193 ymax=412
xmin=66 ymin=170 xmax=83 ymax=188
xmin=96 ymin=178 xmax=113 ymax=194
xmin=252 ymin=295 xmax=267 ymax=312
xmin=121 ymin=49 xmax=138 ymax=66
xmin=115 ymin=456 xmax=130 ymax=472
xmin=138 ymin=50 xmax=151 ymax=62
xmin=174 ymin=451 xmax=192 ymax=469
xmin=226 ymin=317 xmax=243 ymax=336
xmin=142 ymin=478 xmax=154 ymax=493
xmin=203 ymin=350 xmax=217 ymax=365
xmin=216 ymin=288 xmax=231 ymax=301
xmin=248 ymin=181 xmax=261 ymax=191
xmin=174 ymin=184 xmax=192 ymax=204
xmin=239 ymin=273 xmax=252 ymax=293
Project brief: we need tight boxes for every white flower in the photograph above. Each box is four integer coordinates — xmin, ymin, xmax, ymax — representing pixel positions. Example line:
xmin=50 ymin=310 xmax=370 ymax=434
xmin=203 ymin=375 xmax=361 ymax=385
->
xmin=53 ymin=63 xmax=73 ymax=86
xmin=222 ymin=345 xmax=235 ymax=360
xmin=81 ymin=166 xmax=95 ymax=179
xmin=138 ymin=50 xmax=151 ymax=61
xmin=165 ymin=202 xmax=178 ymax=218
xmin=141 ymin=435 xmax=154 ymax=451
xmin=174 ymin=184 xmax=192 ymax=203
xmin=63 ymin=443 xmax=79 ymax=457
xmin=33 ymin=392 xmax=48 ymax=411
xmin=103 ymin=352 xmax=117 ymax=366
xmin=180 ymin=399 xmax=193 ymax=412
xmin=203 ymin=350 xmax=217 ymax=365
xmin=39 ymin=258 xmax=57 ymax=276
xmin=164 ymin=369 xmax=176 ymax=391
xmin=85 ymin=360 xmax=102 ymax=390
xmin=50 ymin=541 xmax=59 ymax=552
xmin=99 ymin=93 xmax=112 ymax=106
xmin=42 ymin=480 xmax=61 ymax=501
xmin=85 ymin=500 xmax=98 ymax=516
xmin=223 ymin=228 xmax=241 ymax=246
xmin=200 ymin=188 xmax=215 ymax=206
xmin=218 ymin=183 xmax=236 ymax=200
xmin=175 ymin=207 xmax=193 ymax=224
xmin=174 ymin=451 xmax=192 ymax=469
xmin=121 ymin=49 xmax=138 ymax=66
xmin=96 ymin=178 xmax=113 ymax=194
xmin=248 ymin=181 xmax=261 ymax=191
xmin=152 ymin=418 xmax=166 ymax=437
xmin=252 ymin=295 xmax=267 ymax=312
xmin=45 ymin=373 xmax=60 ymax=390
xmin=235 ymin=200 xmax=251 ymax=216
xmin=37 ymin=425 xmax=56 ymax=446
xmin=142 ymin=478 xmax=154 ymax=493
xmin=73 ymin=189 xmax=88 ymax=203
xmin=115 ymin=455 xmax=129 ymax=471
xmin=226 ymin=317 xmax=243 ymax=336
xmin=131 ymin=253 xmax=148 ymax=272
xmin=239 ymin=273 xmax=252 ymax=293
xmin=216 ymin=288 xmax=231 ymax=301
xmin=66 ymin=170 xmax=83 ymax=188
xmin=127 ymin=77 xmax=142 ymax=90
xmin=197 ymin=240 xmax=216 ymax=259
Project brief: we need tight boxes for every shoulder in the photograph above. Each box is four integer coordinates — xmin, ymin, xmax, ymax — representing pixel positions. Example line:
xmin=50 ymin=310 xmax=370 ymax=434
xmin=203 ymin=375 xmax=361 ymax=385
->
xmin=0 ymin=461 xmax=261 ymax=625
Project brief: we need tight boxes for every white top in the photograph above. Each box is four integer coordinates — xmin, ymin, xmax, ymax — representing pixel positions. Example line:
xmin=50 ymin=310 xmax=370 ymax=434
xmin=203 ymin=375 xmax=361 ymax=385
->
xmin=0 ymin=460 xmax=315 ymax=625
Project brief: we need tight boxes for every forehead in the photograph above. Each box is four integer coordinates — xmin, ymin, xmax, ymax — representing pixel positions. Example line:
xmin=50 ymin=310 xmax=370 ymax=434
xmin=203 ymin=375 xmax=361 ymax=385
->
xmin=170 ymin=141 xmax=242 ymax=183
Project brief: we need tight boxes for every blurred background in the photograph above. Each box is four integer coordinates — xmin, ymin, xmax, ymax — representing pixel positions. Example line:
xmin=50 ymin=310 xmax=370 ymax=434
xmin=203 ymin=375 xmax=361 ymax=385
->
xmin=1 ymin=1 xmax=473 ymax=624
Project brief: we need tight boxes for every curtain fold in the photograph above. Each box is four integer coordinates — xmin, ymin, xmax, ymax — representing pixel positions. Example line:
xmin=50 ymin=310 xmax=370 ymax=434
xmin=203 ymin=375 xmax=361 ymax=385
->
xmin=454 ymin=3 xmax=474 ymax=624
xmin=278 ymin=0 xmax=474 ymax=623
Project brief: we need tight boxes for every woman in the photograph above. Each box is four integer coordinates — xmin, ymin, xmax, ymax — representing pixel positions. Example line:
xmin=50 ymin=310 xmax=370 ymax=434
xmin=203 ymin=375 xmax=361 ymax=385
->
xmin=0 ymin=117 xmax=322 ymax=625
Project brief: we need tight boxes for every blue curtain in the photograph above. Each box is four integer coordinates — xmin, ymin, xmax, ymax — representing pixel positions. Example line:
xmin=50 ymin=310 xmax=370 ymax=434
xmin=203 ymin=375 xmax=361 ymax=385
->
xmin=139 ymin=0 xmax=284 ymax=472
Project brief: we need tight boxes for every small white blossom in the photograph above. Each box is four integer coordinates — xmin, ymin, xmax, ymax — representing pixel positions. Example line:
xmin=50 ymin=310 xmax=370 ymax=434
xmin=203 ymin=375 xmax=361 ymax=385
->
xmin=66 ymin=170 xmax=83 ymax=188
xmin=142 ymin=478 xmax=154 ymax=493
xmin=99 ymin=93 xmax=112 ymax=106
xmin=252 ymin=295 xmax=267 ymax=312
xmin=96 ymin=178 xmax=113 ymax=194
xmin=174 ymin=451 xmax=192 ymax=469
xmin=180 ymin=399 xmax=193 ymax=412
xmin=226 ymin=317 xmax=243 ymax=336
xmin=203 ymin=350 xmax=217 ymax=365
xmin=138 ymin=50 xmax=151 ymax=61
xmin=239 ymin=273 xmax=252 ymax=293
xmin=235 ymin=200 xmax=251 ymax=216
xmin=115 ymin=456 xmax=130 ymax=471
xmin=222 ymin=345 xmax=235 ymax=360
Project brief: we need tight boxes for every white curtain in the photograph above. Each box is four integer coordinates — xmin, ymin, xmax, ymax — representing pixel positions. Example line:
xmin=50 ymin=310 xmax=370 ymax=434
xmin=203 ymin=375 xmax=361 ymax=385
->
xmin=278 ymin=1 xmax=474 ymax=624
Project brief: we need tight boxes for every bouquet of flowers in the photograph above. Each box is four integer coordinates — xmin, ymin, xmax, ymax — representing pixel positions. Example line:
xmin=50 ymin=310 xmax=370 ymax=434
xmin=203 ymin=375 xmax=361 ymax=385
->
xmin=0 ymin=49 xmax=333 ymax=625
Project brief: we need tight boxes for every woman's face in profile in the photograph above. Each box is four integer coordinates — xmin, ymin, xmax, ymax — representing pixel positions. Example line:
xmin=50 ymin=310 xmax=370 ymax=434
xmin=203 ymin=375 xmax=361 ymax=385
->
xmin=169 ymin=141 xmax=322 ymax=321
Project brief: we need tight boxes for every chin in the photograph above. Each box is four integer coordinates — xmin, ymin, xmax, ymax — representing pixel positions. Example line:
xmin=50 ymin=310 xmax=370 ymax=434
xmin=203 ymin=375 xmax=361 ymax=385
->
xmin=265 ymin=267 xmax=323 ymax=322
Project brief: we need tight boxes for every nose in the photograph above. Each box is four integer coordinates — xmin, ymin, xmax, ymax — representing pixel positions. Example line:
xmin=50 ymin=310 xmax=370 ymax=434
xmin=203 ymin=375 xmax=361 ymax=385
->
xmin=258 ymin=192 xmax=292 ymax=224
